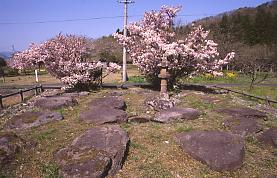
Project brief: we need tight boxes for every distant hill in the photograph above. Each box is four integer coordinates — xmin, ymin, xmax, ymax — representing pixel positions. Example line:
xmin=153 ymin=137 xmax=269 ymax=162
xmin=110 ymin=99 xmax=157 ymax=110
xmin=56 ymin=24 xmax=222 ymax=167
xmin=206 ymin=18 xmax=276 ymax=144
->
xmin=87 ymin=34 xmax=125 ymax=64
xmin=0 ymin=51 xmax=13 ymax=60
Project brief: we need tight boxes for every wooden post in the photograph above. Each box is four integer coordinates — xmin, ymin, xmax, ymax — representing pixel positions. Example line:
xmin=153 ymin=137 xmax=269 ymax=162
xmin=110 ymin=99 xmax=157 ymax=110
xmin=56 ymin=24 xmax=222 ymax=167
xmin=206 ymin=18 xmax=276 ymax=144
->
xmin=100 ymin=68 xmax=103 ymax=89
xmin=40 ymin=84 xmax=44 ymax=92
xmin=0 ymin=94 xmax=3 ymax=109
xmin=266 ymin=96 xmax=270 ymax=105
xmin=35 ymin=85 xmax=38 ymax=95
xmin=19 ymin=89 xmax=24 ymax=102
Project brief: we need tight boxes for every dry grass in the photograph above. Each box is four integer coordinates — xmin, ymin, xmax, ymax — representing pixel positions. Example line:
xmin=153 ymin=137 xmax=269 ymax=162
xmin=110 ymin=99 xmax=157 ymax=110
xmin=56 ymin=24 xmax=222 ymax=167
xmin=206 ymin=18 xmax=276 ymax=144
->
xmin=0 ymin=74 xmax=60 ymax=86
xmin=0 ymin=65 xmax=140 ymax=86
xmin=102 ymin=64 xmax=141 ymax=84
xmin=1 ymin=88 xmax=276 ymax=177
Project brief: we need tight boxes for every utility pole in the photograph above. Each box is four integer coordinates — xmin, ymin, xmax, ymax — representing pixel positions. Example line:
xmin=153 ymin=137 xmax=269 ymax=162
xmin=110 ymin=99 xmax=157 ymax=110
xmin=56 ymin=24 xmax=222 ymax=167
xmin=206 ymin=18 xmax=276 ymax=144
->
xmin=118 ymin=0 xmax=134 ymax=82
xmin=12 ymin=45 xmax=15 ymax=52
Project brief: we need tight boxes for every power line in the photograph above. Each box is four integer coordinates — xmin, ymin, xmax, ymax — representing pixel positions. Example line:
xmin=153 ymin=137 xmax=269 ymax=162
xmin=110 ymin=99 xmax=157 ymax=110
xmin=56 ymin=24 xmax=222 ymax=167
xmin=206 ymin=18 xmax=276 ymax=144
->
xmin=0 ymin=14 xmax=216 ymax=25
xmin=0 ymin=15 xmax=127 ymax=25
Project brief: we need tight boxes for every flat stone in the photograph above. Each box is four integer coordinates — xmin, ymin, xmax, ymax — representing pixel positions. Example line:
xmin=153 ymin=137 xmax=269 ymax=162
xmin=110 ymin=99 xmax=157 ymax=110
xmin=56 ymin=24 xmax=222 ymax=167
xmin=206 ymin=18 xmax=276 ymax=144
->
xmin=55 ymin=126 xmax=129 ymax=177
xmin=40 ymin=89 xmax=64 ymax=97
xmin=145 ymin=96 xmax=178 ymax=111
xmin=223 ymin=118 xmax=262 ymax=136
xmin=3 ymin=111 xmax=63 ymax=132
xmin=106 ymin=91 xmax=126 ymax=96
xmin=62 ymin=92 xmax=90 ymax=98
xmin=0 ymin=132 xmax=25 ymax=168
xmin=79 ymin=91 xmax=90 ymax=96
xmin=153 ymin=107 xmax=200 ymax=123
xmin=55 ymin=146 xmax=111 ymax=178
xmin=128 ymin=116 xmax=152 ymax=123
xmin=175 ymin=131 xmax=244 ymax=171
xmin=257 ymin=128 xmax=277 ymax=148
xmin=34 ymin=96 xmax=77 ymax=110
xmin=79 ymin=107 xmax=127 ymax=125
xmin=89 ymin=97 xmax=126 ymax=110
xmin=217 ymin=107 xmax=267 ymax=119
xmin=62 ymin=92 xmax=79 ymax=97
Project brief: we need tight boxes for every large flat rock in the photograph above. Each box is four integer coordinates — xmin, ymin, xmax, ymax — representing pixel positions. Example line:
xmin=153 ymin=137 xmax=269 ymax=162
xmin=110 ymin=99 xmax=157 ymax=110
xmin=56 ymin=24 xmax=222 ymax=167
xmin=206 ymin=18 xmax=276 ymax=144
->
xmin=216 ymin=107 xmax=267 ymax=119
xmin=89 ymin=97 xmax=126 ymax=110
xmin=218 ymin=107 xmax=266 ymax=136
xmin=3 ymin=111 xmax=63 ymax=132
xmin=223 ymin=118 xmax=262 ymax=136
xmin=0 ymin=132 xmax=26 ymax=168
xmin=153 ymin=107 xmax=200 ymax=123
xmin=257 ymin=128 xmax=277 ymax=148
xmin=55 ymin=126 xmax=129 ymax=177
xmin=55 ymin=146 xmax=111 ymax=178
xmin=34 ymin=96 xmax=77 ymax=110
xmin=79 ymin=107 xmax=127 ymax=125
xmin=175 ymin=131 xmax=245 ymax=171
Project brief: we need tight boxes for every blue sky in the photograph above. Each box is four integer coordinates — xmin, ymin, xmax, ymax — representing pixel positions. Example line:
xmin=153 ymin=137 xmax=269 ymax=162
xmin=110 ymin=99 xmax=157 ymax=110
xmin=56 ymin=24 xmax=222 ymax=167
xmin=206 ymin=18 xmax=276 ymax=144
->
xmin=0 ymin=0 xmax=270 ymax=52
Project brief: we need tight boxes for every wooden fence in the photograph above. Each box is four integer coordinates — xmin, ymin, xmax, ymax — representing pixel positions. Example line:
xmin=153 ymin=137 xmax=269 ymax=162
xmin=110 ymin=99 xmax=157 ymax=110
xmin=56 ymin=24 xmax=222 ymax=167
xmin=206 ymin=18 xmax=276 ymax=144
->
xmin=0 ymin=84 xmax=44 ymax=109
xmin=212 ymin=85 xmax=277 ymax=105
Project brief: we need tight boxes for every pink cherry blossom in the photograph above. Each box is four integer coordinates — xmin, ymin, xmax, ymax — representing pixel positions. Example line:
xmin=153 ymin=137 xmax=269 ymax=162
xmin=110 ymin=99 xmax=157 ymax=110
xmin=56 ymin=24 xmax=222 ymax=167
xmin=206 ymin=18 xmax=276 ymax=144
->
xmin=9 ymin=34 xmax=121 ymax=88
xmin=113 ymin=6 xmax=235 ymax=80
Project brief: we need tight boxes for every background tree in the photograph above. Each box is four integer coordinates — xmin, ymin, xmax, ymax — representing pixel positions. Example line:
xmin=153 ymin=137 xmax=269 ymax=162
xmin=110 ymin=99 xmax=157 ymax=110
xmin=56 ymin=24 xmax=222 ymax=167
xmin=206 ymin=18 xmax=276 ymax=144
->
xmin=9 ymin=34 xmax=121 ymax=89
xmin=235 ymin=44 xmax=274 ymax=89
xmin=0 ymin=57 xmax=6 ymax=81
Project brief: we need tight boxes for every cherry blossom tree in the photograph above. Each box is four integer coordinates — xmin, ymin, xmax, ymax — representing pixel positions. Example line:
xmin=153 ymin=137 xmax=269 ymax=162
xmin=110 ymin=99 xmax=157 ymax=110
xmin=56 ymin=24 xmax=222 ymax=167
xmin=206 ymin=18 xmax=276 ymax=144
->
xmin=9 ymin=34 xmax=121 ymax=89
xmin=114 ymin=6 xmax=235 ymax=86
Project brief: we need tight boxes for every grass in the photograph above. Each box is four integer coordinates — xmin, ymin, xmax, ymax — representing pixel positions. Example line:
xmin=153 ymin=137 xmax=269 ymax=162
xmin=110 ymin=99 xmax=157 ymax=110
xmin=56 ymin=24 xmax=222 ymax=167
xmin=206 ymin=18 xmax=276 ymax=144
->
xmin=0 ymin=87 xmax=276 ymax=177
xmin=0 ymin=68 xmax=277 ymax=177
xmin=127 ymin=75 xmax=146 ymax=83
xmin=181 ymin=72 xmax=277 ymax=85
xmin=41 ymin=162 xmax=60 ymax=178
xmin=0 ymin=73 xmax=60 ymax=86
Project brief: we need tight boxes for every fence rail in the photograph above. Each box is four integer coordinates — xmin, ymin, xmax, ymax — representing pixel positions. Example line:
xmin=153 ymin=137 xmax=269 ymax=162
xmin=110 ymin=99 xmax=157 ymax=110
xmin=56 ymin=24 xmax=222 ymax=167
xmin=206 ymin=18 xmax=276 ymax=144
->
xmin=212 ymin=85 xmax=277 ymax=105
xmin=0 ymin=84 xmax=44 ymax=108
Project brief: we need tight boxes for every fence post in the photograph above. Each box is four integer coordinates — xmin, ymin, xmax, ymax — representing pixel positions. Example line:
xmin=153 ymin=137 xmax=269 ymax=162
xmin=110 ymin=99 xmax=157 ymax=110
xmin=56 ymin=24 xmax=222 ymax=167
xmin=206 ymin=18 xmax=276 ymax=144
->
xmin=35 ymin=85 xmax=38 ymax=95
xmin=265 ymin=96 xmax=270 ymax=105
xmin=40 ymin=84 xmax=44 ymax=92
xmin=100 ymin=68 xmax=103 ymax=89
xmin=0 ymin=94 xmax=3 ymax=109
xmin=19 ymin=89 xmax=24 ymax=102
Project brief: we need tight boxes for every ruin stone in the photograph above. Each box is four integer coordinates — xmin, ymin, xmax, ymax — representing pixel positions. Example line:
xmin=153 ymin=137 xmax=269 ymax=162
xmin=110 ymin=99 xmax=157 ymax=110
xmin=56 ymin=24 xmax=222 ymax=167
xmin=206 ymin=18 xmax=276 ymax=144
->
xmin=257 ymin=128 xmax=277 ymax=148
xmin=216 ymin=107 xmax=267 ymax=119
xmin=175 ymin=130 xmax=244 ymax=171
xmin=55 ymin=126 xmax=129 ymax=177
xmin=153 ymin=107 xmax=200 ymax=123
xmin=0 ymin=132 xmax=25 ymax=168
xmin=89 ymin=97 xmax=126 ymax=110
xmin=3 ymin=111 xmax=63 ymax=132
xmin=34 ymin=96 xmax=77 ymax=110
xmin=79 ymin=107 xmax=127 ymax=125
xmin=223 ymin=118 xmax=262 ymax=136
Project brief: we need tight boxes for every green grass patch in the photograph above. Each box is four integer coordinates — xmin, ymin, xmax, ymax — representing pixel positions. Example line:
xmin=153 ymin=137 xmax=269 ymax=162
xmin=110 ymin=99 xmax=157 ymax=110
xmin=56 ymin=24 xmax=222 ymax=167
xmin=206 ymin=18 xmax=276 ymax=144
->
xmin=41 ymin=162 xmax=60 ymax=178
xmin=128 ymin=75 xmax=146 ymax=83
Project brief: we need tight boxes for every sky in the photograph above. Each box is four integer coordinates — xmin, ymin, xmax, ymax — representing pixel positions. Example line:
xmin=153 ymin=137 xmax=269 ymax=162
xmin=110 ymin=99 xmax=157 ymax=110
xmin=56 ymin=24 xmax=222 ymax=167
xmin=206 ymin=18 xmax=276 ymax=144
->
xmin=0 ymin=0 xmax=270 ymax=52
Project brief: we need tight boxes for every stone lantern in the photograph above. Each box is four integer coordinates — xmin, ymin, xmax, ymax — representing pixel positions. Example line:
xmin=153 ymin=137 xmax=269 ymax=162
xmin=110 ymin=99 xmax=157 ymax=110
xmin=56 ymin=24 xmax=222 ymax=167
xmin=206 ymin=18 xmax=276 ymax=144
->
xmin=158 ymin=60 xmax=170 ymax=99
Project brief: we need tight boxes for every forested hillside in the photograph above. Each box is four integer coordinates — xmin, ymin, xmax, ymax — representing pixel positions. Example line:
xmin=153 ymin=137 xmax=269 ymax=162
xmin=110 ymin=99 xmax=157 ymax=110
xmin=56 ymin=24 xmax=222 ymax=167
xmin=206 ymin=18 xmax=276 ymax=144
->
xmin=176 ymin=1 xmax=277 ymax=71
